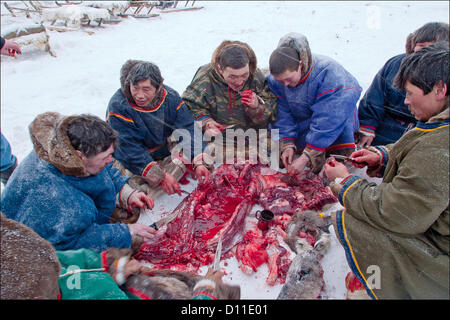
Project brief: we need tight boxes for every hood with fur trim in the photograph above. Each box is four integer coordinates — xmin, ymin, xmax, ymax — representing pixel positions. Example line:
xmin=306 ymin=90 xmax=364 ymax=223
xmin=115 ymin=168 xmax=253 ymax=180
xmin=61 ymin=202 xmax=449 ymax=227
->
xmin=277 ymin=32 xmax=312 ymax=76
xmin=210 ymin=40 xmax=258 ymax=82
xmin=28 ymin=112 xmax=87 ymax=176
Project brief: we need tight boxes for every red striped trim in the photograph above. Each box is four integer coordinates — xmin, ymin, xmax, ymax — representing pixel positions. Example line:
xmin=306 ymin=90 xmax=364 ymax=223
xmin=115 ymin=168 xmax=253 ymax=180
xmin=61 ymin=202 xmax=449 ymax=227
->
xmin=127 ymin=287 xmax=152 ymax=300
xmin=326 ymin=143 xmax=356 ymax=152
xmin=142 ymin=161 xmax=158 ymax=177
xmin=101 ymin=251 xmax=109 ymax=272
xmin=196 ymin=115 xmax=210 ymax=121
xmin=360 ymin=124 xmax=376 ymax=131
xmin=316 ymin=86 xmax=343 ymax=98
xmin=57 ymin=291 xmax=61 ymax=300
xmin=279 ymin=137 xmax=295 ymax=141
xmin=316 ymin=86 xmax=361 ymax=98
xmin=340 ymin=174 xmax=354 ymax=185
xmin=129 ymin=89 xmax=167 ymax=113
xmin=344 ymin=87 xmax=362 ymax=92
xmin=297 ymin=64 xmax=313 ymax=85
xmin=176 ymin=101 xmax=184 ymax=110
xmin=306 ymin=143 xmax=326 ymax=152
xmin=107 ymin=112 xmax=134 ymax=123
xmin=193 ymin=291 xmax=217 ymax=300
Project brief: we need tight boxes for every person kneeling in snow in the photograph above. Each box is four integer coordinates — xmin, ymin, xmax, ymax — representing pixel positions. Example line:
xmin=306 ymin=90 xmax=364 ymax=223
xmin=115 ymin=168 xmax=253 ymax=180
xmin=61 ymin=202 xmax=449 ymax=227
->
xmin=1 ymin=214 xmax=239 ymax=300
xmin=1 ymin=112 xmax=157 ymax=252
xmin=267 ymin=33 xmax=362 ymax=174
xmin=324 ymin=42 xmax=449 ymax=299
xmin=182 ymin=40 xmax=278 ymax=163
xmin=106 ymin=60 xmax=213 ymax=200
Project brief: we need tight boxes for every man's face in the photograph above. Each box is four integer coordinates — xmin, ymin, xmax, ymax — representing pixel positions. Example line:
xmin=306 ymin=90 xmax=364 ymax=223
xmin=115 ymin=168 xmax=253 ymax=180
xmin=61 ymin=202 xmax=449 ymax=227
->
xmin=130 ymin=79 xmax=158 ymax=107
xmin=273 ymin=66 xmax=302 ymax=87
xmin=80 ymin=144 xmax=115 ymax=176
xmin=218 ymin=64 xmax=250 ymax=92
xmin=404 ymin=81 xmax=443 ymax=122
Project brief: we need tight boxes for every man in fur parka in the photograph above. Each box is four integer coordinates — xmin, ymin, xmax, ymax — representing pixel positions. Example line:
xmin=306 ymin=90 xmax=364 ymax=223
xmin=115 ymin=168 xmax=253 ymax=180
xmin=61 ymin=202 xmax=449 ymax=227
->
xmin=325 ymin=42 xmax=449 ymax=299
xmin=1 ymin=113 xmax=157 ymax=252
xmin=106 ymin=60 xmax=212 ymax=198
xmin=182 ymin=40 xmax=277 ymax=133
xmin=181 ymin=40 xmax=278 ymax=163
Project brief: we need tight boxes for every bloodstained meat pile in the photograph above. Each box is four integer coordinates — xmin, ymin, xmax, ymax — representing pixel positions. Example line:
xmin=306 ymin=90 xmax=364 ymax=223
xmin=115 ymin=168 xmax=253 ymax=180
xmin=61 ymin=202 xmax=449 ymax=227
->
xmin=136 ymin=162 xmax=337 ymax=285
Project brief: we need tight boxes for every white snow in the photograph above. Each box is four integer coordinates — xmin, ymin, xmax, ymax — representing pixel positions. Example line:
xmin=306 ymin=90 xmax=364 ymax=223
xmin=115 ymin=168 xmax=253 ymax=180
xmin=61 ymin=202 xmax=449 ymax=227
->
xmin=1 ymin=0 xmax=448 ymax=299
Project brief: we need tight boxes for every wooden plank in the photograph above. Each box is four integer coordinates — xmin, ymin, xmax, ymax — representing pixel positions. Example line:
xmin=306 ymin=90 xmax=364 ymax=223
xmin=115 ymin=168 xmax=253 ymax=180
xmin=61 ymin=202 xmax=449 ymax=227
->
xmin=45 ymin=25 xmax=95 ymax=35
xmin=133 ymin=14 xmax=160 ymax=18
xmin=2 ymin=25 xmax=46 ymax=40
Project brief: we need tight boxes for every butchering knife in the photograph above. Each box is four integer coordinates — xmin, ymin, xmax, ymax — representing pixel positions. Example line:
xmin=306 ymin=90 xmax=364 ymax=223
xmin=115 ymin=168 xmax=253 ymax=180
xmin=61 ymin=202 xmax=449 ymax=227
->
xmin=149 ymin=208 xmax=182 ymax=230
xmin=329 ymin=154 xmax=367 ymax=166
xmin=149 ymin=189 xmax=190 ymax=230
xmin=212 ymin=236 xmax=223 ymax=271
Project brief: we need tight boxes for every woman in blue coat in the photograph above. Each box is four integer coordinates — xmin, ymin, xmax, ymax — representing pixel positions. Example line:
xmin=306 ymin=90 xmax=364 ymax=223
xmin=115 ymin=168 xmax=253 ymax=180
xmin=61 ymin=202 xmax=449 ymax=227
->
xmin=267 ymin=33 xmax=361 ymax=174
xmin=1 ymin=112 xmax=156 ymax=252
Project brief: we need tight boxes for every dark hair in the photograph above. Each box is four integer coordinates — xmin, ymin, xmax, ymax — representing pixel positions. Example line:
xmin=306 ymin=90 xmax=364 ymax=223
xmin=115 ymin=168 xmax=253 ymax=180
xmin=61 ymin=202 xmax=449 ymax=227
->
xmin=269 ymin=46 xmax=301 ymax=76
xmin=405 ymin=33 xmax=415 ymax=55
xmin=218 ymin=45 xmax=249 ymax=70
xmin=67 ymin=114 xmax=118 ymax=158
xmin=394 ymin=41 xmax=449 ymax=96
xmin=412 ymin=22 xmax=449 ymax=47
xmin=127 ymin=61 xmax=164 ymax=88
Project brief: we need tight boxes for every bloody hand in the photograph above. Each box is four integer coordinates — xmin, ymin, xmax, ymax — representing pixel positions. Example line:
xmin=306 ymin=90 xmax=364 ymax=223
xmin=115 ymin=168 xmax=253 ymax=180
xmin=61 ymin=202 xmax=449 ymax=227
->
xmin=128 ymin=191 xmax=154 ymax=211
xmin=240 ymin=90 xmax=258 ymax=108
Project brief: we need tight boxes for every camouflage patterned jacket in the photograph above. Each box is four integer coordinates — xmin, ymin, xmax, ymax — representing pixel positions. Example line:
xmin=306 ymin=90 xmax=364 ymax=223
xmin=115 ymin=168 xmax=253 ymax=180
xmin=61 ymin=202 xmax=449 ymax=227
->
xmin=182 ymin=41 xmax=277 ymax=131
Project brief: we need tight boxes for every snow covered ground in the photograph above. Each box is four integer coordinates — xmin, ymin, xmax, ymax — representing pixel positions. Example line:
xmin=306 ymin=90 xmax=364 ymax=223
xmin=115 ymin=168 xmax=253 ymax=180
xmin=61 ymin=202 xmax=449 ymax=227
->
xmin=1 ymin=1 xmax=448 ymax=299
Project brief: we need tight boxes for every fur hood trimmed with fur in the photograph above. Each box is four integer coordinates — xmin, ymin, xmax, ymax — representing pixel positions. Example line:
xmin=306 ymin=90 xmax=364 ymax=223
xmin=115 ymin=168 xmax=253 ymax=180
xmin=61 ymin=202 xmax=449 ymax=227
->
xmin=210 ymin=40 xmax=258 ymax=83
xmin=277 ymin=32 xmax=313 ymax=76
xmin=28 ymin=112 xmax=87 ymax=177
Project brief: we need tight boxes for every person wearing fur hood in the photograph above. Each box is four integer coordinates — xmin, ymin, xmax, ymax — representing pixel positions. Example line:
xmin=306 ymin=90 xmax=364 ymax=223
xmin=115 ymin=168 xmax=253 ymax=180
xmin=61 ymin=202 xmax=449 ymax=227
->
xmin=106 ymin=60 xmax=212 ymax=198
xmin=325 ymin=42 xmax=449 ymax=299
xmin=1 ymin=214 xmax=240 ymax=300
xmin=182 ymin=40 xmax=277 ymax=135
xmin=267 ymin=33 xmax=362 ymax=174
xmin=0 ymin=112 xmax=157 ymax=252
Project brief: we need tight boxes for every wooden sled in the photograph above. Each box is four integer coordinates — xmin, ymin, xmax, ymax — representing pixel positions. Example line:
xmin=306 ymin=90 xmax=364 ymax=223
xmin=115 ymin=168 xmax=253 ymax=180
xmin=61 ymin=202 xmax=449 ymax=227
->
xmin=159 ymin=0 xmax=203 ymax=13
xmin=119 ymin=1 xmax=160 ymax=18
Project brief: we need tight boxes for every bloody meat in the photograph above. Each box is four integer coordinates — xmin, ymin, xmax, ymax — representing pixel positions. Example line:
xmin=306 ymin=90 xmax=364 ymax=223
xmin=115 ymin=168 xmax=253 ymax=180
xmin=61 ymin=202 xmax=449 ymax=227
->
xmin=136 ymin=162 xmax=337 ymax=283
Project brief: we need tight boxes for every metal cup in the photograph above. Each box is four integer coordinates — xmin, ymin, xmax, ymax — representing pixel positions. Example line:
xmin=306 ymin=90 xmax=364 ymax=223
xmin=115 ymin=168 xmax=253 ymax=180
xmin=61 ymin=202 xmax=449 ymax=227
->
xmin=255 ymin=209 xmax=274 ymax=231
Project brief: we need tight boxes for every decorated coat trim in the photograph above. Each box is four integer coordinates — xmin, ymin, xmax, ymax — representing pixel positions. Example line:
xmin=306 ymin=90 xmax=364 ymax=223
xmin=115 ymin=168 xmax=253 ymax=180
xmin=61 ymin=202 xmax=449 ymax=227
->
xmin=335 ymin=209 xmax=378 ymax=300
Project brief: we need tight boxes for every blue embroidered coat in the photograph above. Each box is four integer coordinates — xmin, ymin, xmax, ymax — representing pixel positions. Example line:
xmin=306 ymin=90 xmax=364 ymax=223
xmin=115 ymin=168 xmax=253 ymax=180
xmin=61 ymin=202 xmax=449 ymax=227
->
xmin=267 ymin=54 xmax=362 ymax=154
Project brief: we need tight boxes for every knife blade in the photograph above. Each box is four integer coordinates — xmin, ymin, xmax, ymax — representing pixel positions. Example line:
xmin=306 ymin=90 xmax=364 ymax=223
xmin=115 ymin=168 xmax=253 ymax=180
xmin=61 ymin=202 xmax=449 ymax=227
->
xmin=212 ymin=236 xmax=223 ymax=271
xmin=329 ymin=154 xmax=368 ymax=166
xmin=219 ymin=124 xmax=236 ymax=132
xmin=329 ymin=154 xmax=356 ymax=162
xmin=149 ymin=210 xmax=181 ymax=230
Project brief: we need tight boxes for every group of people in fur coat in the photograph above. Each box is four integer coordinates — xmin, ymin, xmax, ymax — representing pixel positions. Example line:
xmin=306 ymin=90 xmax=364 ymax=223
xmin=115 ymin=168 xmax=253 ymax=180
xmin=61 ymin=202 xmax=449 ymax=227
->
xmin=1 ymin=22 xmax=449 ymax=300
